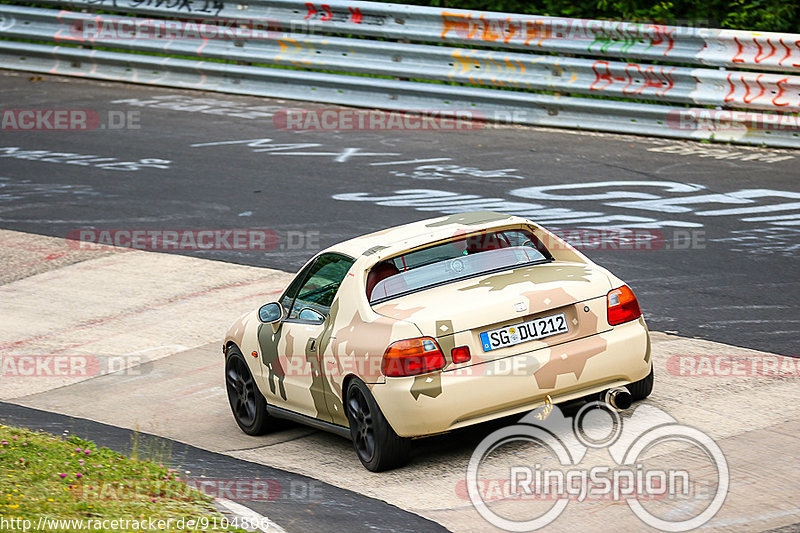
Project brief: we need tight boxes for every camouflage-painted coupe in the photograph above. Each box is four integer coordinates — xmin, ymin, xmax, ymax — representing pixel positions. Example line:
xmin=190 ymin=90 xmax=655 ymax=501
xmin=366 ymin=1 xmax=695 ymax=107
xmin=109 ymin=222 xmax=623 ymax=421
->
xmin=223 ymin=212 xmax=653 ymax=471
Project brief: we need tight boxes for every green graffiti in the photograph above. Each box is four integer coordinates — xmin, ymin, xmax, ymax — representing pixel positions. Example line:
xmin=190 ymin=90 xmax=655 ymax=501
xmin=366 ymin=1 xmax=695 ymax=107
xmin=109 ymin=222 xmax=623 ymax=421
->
xmin=620 ymin=35 xmax=637 ymax=54
xmin=589 ymin=23 xmax=643 ymax=55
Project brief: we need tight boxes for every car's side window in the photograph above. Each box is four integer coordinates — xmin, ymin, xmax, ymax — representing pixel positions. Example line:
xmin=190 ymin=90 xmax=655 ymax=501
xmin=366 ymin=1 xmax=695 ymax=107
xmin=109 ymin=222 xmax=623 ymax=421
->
xmin=279 ymin=260 xmax=317 ymax=316
xmin=286 ymin=253 xmax=354 ymax=321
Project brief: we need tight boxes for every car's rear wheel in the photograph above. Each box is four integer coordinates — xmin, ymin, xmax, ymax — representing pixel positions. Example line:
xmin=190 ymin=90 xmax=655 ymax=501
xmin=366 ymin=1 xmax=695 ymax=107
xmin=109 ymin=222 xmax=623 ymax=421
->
xmin=225 ymin=345 xmax=271 ymax=435
xmin=629 ymin=363 xmax=654 ymax=401
xmin=345 ymin=379 xmax=410 ymax=472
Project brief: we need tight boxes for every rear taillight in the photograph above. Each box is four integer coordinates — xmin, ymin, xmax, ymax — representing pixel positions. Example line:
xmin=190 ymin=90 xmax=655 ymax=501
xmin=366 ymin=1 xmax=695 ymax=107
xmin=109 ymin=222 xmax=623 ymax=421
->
xmin=607 ymin=285 xmax=642 ymax=326
xmin=451 ymin=346 xmax=471 ymax=364
xmin=381 ymin=337 xmax=446 ymax=377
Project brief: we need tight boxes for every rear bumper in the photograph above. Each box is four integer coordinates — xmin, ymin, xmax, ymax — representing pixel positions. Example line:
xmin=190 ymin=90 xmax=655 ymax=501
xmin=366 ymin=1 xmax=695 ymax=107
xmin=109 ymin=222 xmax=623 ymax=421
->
xmin=371 ymin=317 xmax=651 ymax=437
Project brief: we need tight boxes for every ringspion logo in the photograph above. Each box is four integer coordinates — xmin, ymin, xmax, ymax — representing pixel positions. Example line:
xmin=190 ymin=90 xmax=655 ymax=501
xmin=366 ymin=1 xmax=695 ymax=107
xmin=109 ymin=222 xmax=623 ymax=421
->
xmin=467 ymin=402 xmax=728 ymax=531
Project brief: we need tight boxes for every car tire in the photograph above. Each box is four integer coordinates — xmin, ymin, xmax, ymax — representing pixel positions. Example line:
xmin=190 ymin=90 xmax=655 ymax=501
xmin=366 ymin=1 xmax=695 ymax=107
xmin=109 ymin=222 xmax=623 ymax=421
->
xmin=628 ymin=364 xmax=654 ymax=401
xmin=345 ymin=379 xmax=410 ymax=472
xmin=225 ymin=345 xmax=271 ymax=435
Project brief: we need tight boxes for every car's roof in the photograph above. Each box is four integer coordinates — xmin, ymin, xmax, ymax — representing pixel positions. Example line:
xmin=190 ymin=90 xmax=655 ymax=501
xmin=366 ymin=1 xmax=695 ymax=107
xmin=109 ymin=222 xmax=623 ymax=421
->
xmin=325 ymin=211 xmax=532 ymax=261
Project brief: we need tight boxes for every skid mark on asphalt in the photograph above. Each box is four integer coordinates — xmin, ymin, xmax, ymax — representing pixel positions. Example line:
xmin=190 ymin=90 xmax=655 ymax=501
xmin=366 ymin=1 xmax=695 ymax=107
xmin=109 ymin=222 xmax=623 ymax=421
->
xmin=0 ymin=229 xmax=127 ymax=284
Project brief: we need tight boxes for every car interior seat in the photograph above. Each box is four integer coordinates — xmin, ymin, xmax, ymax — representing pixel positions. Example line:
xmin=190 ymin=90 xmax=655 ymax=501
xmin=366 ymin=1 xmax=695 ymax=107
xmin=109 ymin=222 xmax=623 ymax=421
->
xmin=366 ymin=261 xmax=401 ymax=301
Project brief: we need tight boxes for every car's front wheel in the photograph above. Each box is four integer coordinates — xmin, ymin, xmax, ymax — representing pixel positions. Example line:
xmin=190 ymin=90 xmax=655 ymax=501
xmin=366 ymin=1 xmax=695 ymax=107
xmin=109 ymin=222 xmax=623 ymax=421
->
xmin=345 ymin=379 xmax=410 ymax=472
xmin=225 ymin=345 xmax=271 ymax=435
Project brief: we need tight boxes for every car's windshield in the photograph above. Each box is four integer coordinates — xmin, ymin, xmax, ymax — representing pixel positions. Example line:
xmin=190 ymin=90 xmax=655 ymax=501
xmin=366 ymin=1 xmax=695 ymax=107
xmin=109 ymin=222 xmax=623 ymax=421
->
xmin=367 ymin=228 xmax=551 ymax=303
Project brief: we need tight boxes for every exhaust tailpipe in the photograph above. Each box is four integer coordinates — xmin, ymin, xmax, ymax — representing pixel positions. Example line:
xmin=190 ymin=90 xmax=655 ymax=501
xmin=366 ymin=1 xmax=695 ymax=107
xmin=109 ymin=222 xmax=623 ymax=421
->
xmin=604 ymin=387 xmax=632 ymax=410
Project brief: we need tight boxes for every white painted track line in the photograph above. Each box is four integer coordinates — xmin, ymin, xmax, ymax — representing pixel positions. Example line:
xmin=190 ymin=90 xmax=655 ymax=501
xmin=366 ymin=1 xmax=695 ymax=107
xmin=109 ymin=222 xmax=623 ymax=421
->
xmin=215 ymin=498 xmax=287 ymax=533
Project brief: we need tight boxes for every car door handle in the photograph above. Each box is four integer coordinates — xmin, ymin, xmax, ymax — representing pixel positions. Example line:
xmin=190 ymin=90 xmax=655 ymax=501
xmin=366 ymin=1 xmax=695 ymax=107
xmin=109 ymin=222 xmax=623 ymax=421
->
xmin=309 ymin=339 xmax=316 ymax=351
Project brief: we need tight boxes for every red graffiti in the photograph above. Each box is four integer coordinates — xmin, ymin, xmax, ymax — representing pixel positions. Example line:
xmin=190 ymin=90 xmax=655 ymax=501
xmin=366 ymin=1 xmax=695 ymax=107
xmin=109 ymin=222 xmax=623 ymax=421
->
xmin=778 ymin=39 xmax=792 ymax=66
xmin=795 ymin=39 xmax=800 ymax=67
xmin=773 ymin=78 xmax=791 ymax=107
xmin=732 ymin=36 xmax=745 ymax=63
xmin=590 ymin=61 xmax=618 ymax=91
xmin=590 ymin=61 xmax=674 ymax=96
xmin=304 ymin=3 xmax=332 ymax=21
xmin=320 ymin=4 xmax=332 ymax=21
xmin=648 ymin=24 xmax=675 ymax=56
xmin=305 ymin=3 xmax=362 ymax=23
xmin=348 ymin=7 xmax=362 ymax=24
xmin=743 ymin=74 xmax=766 ymax=103
xmin=731 ymin=36 xmax=800 ymax=67
xmin=724 ymin=73 xmax=797 ymax=109
xmin=623 ymin=64 xmax=675 ymax=95
xmin=754 ymin=38 xmax=776 ymax=64
xmin=724 ymin=74 xmax=768 ymax=104
xmin=724 ymin=74 xmax=736 ymax=102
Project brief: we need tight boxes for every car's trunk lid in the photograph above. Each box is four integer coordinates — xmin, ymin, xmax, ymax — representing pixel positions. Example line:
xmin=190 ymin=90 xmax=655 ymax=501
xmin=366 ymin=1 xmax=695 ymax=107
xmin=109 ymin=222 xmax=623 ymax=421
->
xmin=372 ymin=261 xmax=613 ymax=363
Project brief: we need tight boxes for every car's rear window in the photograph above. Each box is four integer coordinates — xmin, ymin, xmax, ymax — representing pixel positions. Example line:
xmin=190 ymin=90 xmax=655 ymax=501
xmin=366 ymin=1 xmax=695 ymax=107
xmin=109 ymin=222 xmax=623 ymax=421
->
xmin=367 ymin=228 xmax=551 ymax=303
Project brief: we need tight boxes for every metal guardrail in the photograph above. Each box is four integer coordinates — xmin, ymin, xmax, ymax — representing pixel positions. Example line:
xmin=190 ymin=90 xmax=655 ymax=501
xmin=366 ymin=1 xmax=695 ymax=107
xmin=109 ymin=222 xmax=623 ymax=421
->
xmin=0 ymin=0 xmax=799 ymax=147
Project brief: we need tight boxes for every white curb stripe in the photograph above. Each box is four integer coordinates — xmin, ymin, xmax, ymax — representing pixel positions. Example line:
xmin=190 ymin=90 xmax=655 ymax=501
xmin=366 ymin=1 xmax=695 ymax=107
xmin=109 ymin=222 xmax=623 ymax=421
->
xmin=215 ymin=497 xmax=287 ymax=533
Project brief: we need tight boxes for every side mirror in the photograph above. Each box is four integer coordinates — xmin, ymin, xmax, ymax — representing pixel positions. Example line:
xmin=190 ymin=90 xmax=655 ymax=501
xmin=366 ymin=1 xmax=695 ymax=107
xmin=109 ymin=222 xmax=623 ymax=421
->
xmin=298 ymin=307 xmax=325 ymax=323
xmin=258 ymin=302 xmax=283 ymax=324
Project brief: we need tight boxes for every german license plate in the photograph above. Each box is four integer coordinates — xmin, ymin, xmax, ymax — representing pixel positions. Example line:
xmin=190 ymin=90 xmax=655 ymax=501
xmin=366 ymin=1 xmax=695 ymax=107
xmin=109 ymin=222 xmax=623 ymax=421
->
xmin=480 ymin=313 xmax=569 ymax=352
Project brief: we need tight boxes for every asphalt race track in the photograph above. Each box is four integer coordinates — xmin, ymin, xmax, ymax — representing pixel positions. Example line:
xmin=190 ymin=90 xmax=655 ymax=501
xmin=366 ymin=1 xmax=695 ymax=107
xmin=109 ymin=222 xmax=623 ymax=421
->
xmin=2 ymin=71 xmax=798 ymax=356
xmin=0 ymin=402 xmax=446 ymax=533
xmin=1 ymin=70 xmax=800 ymax=533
